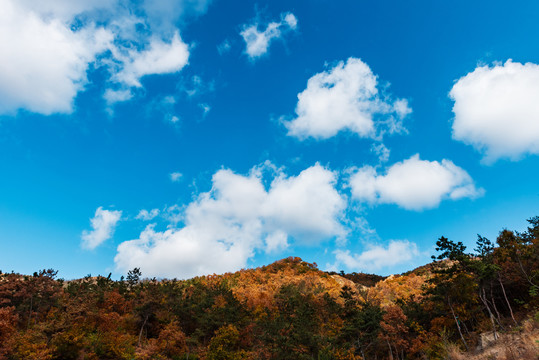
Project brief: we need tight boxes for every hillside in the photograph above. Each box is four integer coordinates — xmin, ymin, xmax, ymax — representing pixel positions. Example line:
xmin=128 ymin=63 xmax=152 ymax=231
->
xmin=0 ymin=218 xmax=538 ymax=359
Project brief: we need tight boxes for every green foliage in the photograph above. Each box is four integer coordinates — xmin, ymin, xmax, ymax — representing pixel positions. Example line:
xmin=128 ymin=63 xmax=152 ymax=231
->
xmin=127 ymin=267 xmax=142 ymax=288
xmin=260 ymin=283 xmax=322 ymax=359
xmin=338 ymin=285 xmax=383 ymax=357
xmin=432 ymin=236 xmax=467 ymax=262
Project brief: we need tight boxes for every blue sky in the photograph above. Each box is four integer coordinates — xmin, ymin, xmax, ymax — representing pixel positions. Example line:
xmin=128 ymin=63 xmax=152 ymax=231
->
xmin=1 ymin=0 xmax=538 ymax=279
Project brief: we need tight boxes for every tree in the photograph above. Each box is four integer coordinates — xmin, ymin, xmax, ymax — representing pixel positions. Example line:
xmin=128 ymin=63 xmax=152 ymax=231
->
xmin=379 ymin=305 xmax=409 ymax=360
xmin=261 ymin=283 xmax=321 ymax=359
xmin=0 ymin=307 xmax=18 ymax=358
xmin=207 ymin=324 xmax=246 ymax=360
xmin=127 ymin=268 xmax=142 ymax=289
xmin=429 ymin=236 xmax=475 ymax=350
xmin=339 ymin=286 xmax=383 ymax=359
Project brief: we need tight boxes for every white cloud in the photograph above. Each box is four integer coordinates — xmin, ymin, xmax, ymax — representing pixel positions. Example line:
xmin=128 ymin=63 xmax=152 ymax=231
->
xmin=140 ymin=0 xmax=213 ymax=34
xmin=146 ymin=95 xmax=181 ymax=124
xmin=0 ymin=0 xmax=204 ymax=114
xmin=104 ymin=30 xmax=190 ymax=105
xmin=136 ymin=208 xmax=160 ymax=221
xmin=265 ymin=230 xmax=289 ymax=253
xmin=0 ymin=0 xmax=113 ymax=115
xmin=114 ymin=163 xmax=346 ymax=278
xmin=104 ymin=89 xmax=133 ymax=105
xmin=283 ymin=13 xmax=298 ymax=29
xmin=450 ymin=60 xmax=539 ymax=163
xmin=333 ymin=240 xmax=419 ymax=271
xmin=199 ymin=103 xmax=211 ymax=116
xmin=182 ymin=75 xmax=214 ymax=98
xmin=81 ymin=207 xmax=122 ymax=250
xmin=262 ymin=165 xmax=347 ymax=240
xmin=170 ymin=172 xmax=183 ymax=182
xmin=284 ymin=58 xmax=411 ymax=140
xmin=112 ymin=32 xmax=189 ymax=88
xmin=16 ymin=0 xmax=115 ymax=22
xmin=240 ymin=12 xmax=298 ymax=59
xmin=371 ymin=143 xmax=390 ymax=163
xmin=349 ymin=154 xmax=483 ymax=211
xmin=162 ymin=205 xmax=184 ymax=224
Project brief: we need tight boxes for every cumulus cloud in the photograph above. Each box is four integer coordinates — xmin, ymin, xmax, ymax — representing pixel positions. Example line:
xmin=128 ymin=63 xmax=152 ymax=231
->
xmin=349 ymin=154 xmax=483 ymax=211
xmin=450 ymin=60 xmax=539 ymax=163
xmin=240 ymin=12 xmax=297 ymax=59
xmin=136 ymin=209 xmax=160 ymax=221
xmin=333 ymin=240 xmax=419 ymax=271
xmin=15 ymin=0 xmax=115 ymax=21
xmin=0 ymin=0 xmax=204 ymax=114
xmin=114 ymin=163 xmax=346 ymax=278
xmin=81 ymin=207 xmax=122 ymax=250
xmin=284 ymin=58 xmax=411 ymax=140
xmin=265 ymin=230 xmax=289 ymax=253
xmin=0 ymin=0 xmax=112 ymax=114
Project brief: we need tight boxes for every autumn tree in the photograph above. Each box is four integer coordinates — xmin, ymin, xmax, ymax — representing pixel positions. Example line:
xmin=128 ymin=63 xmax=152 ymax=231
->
xmin=379 ymin=305 xmax=409 ymax=360
xmin=428 ymin=237 xmax=477 ymax=350
xmin=0 ymin=306 xmax=17 ymax=359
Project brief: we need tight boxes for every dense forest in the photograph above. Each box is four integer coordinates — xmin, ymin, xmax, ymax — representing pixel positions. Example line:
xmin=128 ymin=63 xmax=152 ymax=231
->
xmin=0 ymin=217 xmax=538 ymax=359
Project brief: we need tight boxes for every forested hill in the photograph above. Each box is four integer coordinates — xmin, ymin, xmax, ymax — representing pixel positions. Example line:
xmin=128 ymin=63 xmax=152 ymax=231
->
xmin=0 ymin=218 xmax=538 ymax=359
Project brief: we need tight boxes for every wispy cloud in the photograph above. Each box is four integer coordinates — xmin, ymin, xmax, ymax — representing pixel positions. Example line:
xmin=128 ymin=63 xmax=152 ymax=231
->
xmin=240 ymin=12 xmax=298 ymax=60
xmin=170 ymin=172 xmax=183 ymax=182
xmin=136 ymin=209 xmax=160 ymax=221
xmin=217 ymin=39 xmax=232 ymax=55
xmin=81 ymin=207 xmax=122 ymax=250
